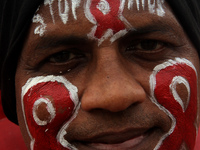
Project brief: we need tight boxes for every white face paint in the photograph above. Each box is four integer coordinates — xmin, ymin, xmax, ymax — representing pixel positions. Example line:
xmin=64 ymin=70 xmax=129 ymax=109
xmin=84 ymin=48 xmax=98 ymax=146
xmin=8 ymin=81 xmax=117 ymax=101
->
xmin=128 ymin=0 xmax=165 ymax=16
xmin=44 ymin=0 xmax=55 ymax=24
xmin=32 ymin=97 xmax=56 ymax=126
xmin=156 ymin=0 xmax=165 ymax=16
xmin=58 ymin=0 xmax=69 ymax=24
xmin=149 ymin=58 xmax=198 ymax=150
xmin=32 ymin=14 xmax=47 ymax=36
xmin=142 ymin=0 xmax=145 ymax=9
xmin=96 ymin=0 xmax=111 ymax=15
xmin=84 ymin=0 xmax=132 ymax=45
xmin=136 ymin=0 xmax=140 ymax=11
xmin=21 ymin=75 xmax=80 ymax=150
xmin=57 ymin=103 xmax=81 ymax=150
xmin=170 ymin=76 xmax=190 ymax=112
xmin=148 ymin=0 xmax=156 ymax=14
xmin=32 ymin=0 xmax=166 ymax=44
xmin=71 ymin=0 xmax=81 ymax=20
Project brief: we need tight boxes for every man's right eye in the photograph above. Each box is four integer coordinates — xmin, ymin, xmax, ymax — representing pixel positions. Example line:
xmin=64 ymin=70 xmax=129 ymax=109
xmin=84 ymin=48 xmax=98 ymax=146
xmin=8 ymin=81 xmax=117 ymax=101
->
xmin=48 ymin=50 xmax=84 ymax=64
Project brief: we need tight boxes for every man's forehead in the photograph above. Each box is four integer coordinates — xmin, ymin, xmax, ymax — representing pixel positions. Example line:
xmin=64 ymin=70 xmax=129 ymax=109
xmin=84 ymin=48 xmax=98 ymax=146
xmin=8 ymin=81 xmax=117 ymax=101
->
xmin=30 ymin=0 xmax=176 ymax=45
xmin=40 ymin=0 xmax=167 ymax=14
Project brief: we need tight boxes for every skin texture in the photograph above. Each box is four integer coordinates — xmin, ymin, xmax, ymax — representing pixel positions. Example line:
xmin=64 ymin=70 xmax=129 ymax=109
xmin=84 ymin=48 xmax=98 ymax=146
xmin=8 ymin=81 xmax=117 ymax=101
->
xmin=15 ymin=0 xmax=200 ymax=150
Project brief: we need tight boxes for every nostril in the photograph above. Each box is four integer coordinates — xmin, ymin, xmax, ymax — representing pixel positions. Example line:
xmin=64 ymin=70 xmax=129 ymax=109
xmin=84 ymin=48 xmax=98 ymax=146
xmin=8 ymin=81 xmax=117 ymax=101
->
xmin=81 ymin=81 xmax=146 ymax=112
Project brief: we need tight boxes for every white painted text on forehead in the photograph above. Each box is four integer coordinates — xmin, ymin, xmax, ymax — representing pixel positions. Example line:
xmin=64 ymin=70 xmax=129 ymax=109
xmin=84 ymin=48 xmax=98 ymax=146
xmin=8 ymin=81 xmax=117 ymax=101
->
xmin=32 ymin=0 xmax=165 ymax=45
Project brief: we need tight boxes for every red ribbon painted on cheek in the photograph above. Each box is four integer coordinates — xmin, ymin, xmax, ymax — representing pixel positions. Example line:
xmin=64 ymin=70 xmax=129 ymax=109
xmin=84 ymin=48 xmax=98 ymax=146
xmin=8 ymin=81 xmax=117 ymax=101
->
xmin=90 ymin=0 xmax=125 ymax=39
xmin=23 ymin=81 xmax=74 ymax=150
xmin=152 ymin=60 xmax=197 ymax=150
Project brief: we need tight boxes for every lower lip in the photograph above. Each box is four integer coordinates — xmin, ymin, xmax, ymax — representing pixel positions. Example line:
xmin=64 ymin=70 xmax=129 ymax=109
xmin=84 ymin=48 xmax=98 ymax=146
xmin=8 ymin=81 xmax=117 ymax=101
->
xmin=86 ymin=135 xmax=145 ymax=150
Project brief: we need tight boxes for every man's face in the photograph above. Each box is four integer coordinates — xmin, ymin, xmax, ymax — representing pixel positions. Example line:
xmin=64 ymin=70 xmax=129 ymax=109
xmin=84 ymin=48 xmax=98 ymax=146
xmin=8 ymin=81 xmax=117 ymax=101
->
xmin=15 ymin=0 xmax=200 ymax=150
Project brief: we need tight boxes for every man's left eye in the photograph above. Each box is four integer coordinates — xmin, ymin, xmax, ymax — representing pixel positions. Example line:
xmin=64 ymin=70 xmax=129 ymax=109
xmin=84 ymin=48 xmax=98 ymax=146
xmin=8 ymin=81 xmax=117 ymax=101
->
xmin=126 ymin=40 xmax=165 ymax=52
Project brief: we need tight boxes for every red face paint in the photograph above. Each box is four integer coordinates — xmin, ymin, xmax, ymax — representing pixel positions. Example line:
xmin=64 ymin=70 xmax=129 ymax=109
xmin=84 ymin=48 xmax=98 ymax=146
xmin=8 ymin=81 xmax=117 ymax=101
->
xmin=150 ymin=58 xmax=197 ymax=150
xmin=22 ymin=77 xmax=78 ymax=150
xmin=90 ymin=0 xmax=126 ymax=39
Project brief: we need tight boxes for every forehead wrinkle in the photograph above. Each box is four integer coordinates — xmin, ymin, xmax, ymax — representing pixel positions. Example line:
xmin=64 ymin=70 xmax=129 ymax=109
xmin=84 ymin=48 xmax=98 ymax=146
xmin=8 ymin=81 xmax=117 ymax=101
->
xmin=32 ymin=17 xmax=181 ymax=52
xmin=133 ymin=12 xmax=182 ymax=33
xmin=120 ymin=16 xmax=182 ymax=42
xmin=132 ymin=23 xmax=174 ymax=35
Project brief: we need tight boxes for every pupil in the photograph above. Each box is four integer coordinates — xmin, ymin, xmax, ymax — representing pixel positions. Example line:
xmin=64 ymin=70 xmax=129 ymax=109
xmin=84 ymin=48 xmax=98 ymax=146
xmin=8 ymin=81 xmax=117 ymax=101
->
xmin=140 ymin=40 xmax=158 ymax=50
xmin=52 ymin=51 xmax=69 ymax=63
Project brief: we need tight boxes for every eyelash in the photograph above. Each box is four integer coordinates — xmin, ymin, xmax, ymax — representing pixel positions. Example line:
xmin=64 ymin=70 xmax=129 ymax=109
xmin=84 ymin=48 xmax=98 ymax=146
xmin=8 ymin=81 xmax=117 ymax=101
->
xmin=35 ymin=49 xmax=87 ymax=74
xmin=125 ymin=39 xmax=166 ymax=53
xmin=122 ymin=39 xmax=174 ymax=61
xmin=47 ymin=50 xmax=84 ymax=64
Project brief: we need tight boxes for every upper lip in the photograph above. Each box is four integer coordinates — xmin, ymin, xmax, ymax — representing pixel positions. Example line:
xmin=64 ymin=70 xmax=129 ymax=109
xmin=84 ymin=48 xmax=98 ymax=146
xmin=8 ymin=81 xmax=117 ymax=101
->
xmin=74 ymin=127 xmax=151 ymax=144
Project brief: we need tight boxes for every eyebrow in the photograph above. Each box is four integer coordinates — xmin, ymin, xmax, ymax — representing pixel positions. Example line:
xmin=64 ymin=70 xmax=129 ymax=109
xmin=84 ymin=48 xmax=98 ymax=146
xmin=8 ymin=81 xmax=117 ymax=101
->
xmin=119 ymin=20 xmax=181 ymax=43
xmin=34 ymin=36 xmax=89 ymax=51
xmin=130 ymin=23 xmax=175 ymax=35
xmin=33 ymin=20 xmax=179 ymax=52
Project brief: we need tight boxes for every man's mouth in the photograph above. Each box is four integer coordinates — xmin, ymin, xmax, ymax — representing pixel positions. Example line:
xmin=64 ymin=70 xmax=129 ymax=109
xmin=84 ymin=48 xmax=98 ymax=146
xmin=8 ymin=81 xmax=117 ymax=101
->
xmin=71 ymin=127 xmax=158 ymax=150
xmin=85 ymin=134 xmax=145 ymax=150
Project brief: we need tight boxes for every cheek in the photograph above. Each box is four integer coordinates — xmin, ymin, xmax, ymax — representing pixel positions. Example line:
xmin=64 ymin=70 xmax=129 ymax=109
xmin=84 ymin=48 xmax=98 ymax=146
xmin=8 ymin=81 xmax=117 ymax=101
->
xmin=24 ymin=81 xmax=74 ymax=126
xmin=150 ymin=58 xmax=198 ymax=150
xmin=22 ymin=77 xmax=78 ymax=149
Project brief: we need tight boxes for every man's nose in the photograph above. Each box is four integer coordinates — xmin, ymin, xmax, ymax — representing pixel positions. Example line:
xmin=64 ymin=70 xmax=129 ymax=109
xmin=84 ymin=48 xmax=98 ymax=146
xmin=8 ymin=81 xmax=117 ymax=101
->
xmin=80 ymin=47 xmax=146 ymax=112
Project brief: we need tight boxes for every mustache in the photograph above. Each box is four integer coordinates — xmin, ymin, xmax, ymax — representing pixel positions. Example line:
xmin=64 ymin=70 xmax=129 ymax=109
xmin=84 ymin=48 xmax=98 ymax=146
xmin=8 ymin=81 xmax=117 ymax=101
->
xmin=64 ymin=102 xmax=171 ymax=142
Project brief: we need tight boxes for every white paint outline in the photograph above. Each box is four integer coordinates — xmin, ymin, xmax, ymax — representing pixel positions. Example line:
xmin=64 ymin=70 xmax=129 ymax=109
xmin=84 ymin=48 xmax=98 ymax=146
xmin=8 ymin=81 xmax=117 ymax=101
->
xmin=33 ymin=0 xmax=165 ymax=39
xmin=32 ymin=14 xmax=47 ymax=36
xmin=128 ymin=0 xmax=134 ymax=10
xmin=84 ymin=0 xmax=100 ymax=43
xmin=84 ymin=0 xmax=97 ymax=24
xmin=136 ymin=0 xmax=140 ymax=11
xmin=128 ymin=0 xmax=165 ymax=14
xmin=32 ymin=97 xmax=56 ymax=126
xmin=149 ymin=57 xmax=197 ymax=150
xmin=21 ymin=75 xmax=79 ymax=150
xmin=85 ymin=0 xmax=133 ymax=45
xmin=71 ymin=0 xmax=81 ymax=20
xmin=110 ymin=29 xmax=128 ymax=43
xmin=98 ymin=29 xmax=114 ymax=46
xmin=97 ymin=0 xmax=111 ymax=15
xmin=57 ymin=103 xmax=80 ymax=150
xmin=148 ymin=0 xmax=156 ymax=14
xmin=44 ymin=0 xmax=55 ymax=24
xmin=142 ymin=0 xmax=145 ymax=10
xmin=128 ymin=0 xmax=141 ymax=11
xmin=170 ymin=76 xmax=190 ymax=112
xmin=150 ymin=75 xmax=176 ymax=150
xmin=156 ymin=0 xmax=165 ymax=17
xmin=58 ymin=0 xmax=69 ymax=24
xmin=128 ymin=0 xmax=141 ymax=10
xmin=119 ymin=0 xmax=132 ymax=28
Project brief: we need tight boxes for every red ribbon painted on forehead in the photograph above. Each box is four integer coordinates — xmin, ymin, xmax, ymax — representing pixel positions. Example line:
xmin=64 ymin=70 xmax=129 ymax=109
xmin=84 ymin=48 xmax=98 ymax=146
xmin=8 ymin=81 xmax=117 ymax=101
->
xmin=90 ymin=0 xmax=126 ymax=39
